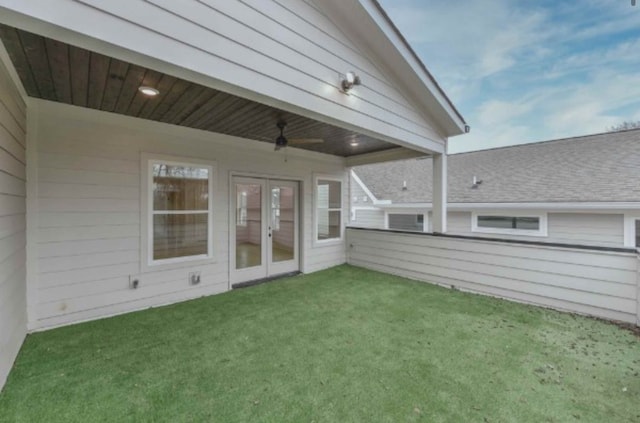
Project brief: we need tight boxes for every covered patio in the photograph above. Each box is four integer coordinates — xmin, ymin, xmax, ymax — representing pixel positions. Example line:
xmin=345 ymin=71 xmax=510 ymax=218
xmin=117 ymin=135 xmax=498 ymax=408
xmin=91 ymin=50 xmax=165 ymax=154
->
xmin=0 ymin=0 xmax=467 ymax=392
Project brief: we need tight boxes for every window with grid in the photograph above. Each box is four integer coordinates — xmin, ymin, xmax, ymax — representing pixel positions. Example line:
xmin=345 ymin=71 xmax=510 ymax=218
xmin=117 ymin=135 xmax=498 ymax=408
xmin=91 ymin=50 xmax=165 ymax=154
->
xmin=150 ymin=162 xmax=212 ymax=263
xmin=316 ymin=179 xmax=342 ymax=241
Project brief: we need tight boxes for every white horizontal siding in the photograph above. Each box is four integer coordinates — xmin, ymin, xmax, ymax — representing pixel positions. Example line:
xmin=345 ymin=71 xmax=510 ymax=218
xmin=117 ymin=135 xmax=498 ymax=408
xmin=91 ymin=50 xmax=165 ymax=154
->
xmin=447 ymin=211 xmax=625 ymax=248
xmin=447 ymin=211 xmax=471 ymax=234
xmin=349 ymin=170 xmax=384 ymax=228
xmin=0 ymin=0 xmax=447 ymax=153
xmin=347 ymin=228 xmax=639 ymax=324
xmin=350 ymin=172 xmax=375 ymax=205
xmin=0 ymin=50 xmax=26 ymax=389
xmin=547 ymin=213 xmax=624 ymax=246
xmin=352 ymin=209 xmax=385 ymax=228
xmin=37 ymin=237 xmax=140 ymax=258
xmin=32 ymin=100 xmax=347 ymax=330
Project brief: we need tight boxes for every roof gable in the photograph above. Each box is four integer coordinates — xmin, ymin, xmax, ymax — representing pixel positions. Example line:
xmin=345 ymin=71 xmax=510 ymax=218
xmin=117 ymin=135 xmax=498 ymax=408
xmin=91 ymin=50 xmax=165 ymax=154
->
xmin=312 ymin=0 xmax=466 ymax=138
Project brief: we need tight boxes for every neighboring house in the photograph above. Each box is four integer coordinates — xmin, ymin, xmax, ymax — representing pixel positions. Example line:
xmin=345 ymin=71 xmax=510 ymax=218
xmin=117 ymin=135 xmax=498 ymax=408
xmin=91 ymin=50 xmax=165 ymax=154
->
xmin=351 ymin=129 xmax=640 ymax=249
xmin=0 ymin=0 xmax=466 ymax=388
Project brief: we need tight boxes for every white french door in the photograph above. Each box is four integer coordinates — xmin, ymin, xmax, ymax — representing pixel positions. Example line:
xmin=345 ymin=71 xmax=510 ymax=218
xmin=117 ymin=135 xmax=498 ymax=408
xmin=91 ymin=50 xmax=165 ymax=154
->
xmin=231 ymin=176 xmax=299 ymax=284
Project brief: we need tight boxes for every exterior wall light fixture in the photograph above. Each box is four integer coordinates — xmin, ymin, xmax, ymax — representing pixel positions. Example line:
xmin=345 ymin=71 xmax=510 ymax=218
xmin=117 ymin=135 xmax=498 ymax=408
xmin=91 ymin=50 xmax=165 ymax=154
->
xmin=341 ymin=71 xmax=361 ymax=92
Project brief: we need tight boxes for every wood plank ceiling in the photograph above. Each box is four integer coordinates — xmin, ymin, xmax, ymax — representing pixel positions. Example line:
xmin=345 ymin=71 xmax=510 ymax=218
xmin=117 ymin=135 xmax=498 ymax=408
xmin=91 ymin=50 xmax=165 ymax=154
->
xmin=0 ymin=25 xmax=398 ymax=157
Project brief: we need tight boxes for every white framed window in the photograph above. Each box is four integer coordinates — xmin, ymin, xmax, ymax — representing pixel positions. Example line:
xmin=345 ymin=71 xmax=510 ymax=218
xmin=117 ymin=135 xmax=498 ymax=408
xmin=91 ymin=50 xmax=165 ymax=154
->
xmin=471 ymin=211 xmax=548 ymax=237
xmin=623 ymin=214 xmax=640 ymax=248
xmin=314 ymin=175 xmax=343 ymax=244
xmin=143 ymin=154 xmax=215 ymax=268
xmin=385 ymin=212 xmax=428 ymax=232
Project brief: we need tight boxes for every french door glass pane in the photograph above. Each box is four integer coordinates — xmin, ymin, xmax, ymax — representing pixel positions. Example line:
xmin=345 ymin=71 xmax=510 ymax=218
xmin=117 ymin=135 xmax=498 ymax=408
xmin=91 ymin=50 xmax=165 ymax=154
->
xmin=236 ymin=183 xmax=262 ymax=269
xmin=153 ymin=214 xmax=208 ymax=260
xmin=271 ymin=186 xmax=294 ymax=262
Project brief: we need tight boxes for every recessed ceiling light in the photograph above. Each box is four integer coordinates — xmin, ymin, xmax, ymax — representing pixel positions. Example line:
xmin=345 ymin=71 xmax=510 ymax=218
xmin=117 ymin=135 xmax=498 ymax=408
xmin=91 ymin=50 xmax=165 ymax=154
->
xmin=138 ymin=86 xmax=160 ymax=96
xmin=350 ymin=140 xmax=359 ymax=147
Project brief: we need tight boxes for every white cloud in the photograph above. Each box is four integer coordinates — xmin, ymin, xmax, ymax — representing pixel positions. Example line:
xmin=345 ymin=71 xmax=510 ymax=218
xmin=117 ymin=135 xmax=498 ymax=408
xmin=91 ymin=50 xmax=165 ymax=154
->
xmin=449 ymin=69 xmax=640 ymax=153
xmin=476 ymin=100 xmax=532 ymax=127
xmin=543 ymin=38 xmax=640 ymax=80
xmin=380 ymin=0 xmax=553 ymax=85
xmin=544 ymin=70 xmax=640 ymax=134
xmin=379 ymin=0 xmax=640 ymax=153
xmin=451 ymin=124 xmax=531 ymax=153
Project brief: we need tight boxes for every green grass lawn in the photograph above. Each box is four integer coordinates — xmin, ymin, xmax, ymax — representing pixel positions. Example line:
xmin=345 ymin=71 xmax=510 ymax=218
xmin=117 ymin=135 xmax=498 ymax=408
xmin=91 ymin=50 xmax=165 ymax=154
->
xmin=1 ymin=265 xmax=638 ymax=422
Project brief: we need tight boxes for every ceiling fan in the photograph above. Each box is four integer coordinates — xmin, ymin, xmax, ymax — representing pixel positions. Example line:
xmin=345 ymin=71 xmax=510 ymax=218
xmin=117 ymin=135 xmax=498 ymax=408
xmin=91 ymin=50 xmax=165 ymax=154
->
xmin=273 ymin=121 xmax=324 ymax=151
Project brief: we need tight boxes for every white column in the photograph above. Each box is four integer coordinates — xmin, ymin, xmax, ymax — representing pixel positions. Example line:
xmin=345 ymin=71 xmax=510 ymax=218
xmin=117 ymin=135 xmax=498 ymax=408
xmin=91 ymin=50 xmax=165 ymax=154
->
xmin=636 ymin=254 xmax=640 ymax=326
xmin=432 ymin=152 xmax=447 ymax=233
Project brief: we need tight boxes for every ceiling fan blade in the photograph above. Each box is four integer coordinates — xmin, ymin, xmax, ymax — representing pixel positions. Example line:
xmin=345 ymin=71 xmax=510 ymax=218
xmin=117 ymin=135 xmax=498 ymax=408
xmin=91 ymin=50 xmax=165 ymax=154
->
xmin=288 ymin=138 xmax=324 ymax=145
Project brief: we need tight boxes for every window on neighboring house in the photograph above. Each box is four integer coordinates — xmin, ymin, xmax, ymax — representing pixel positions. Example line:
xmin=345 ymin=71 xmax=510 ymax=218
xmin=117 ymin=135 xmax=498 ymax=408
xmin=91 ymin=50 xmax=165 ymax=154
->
xmin=636 ymin=220 xmax=640 ymax=247
xmin=316 ymin=178 xmax=342 ymax=241
xmin=472 ymin=213 xmax=547 ymax=236
xmin=149 ymin=160 xmax=213 ymax=264
xmin=388 ymin=213 xmax=426 ymax=232
xmin=478 ymin=216 xmax=540 ymax=230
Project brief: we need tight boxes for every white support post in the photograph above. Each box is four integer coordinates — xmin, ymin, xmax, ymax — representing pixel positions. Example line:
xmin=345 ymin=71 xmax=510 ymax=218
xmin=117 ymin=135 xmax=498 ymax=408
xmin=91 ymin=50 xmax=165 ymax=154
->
xmin=432 ymin=152 xmax=447 ymax=233
xmin=636 ymin=252 xmax=639 ymax=326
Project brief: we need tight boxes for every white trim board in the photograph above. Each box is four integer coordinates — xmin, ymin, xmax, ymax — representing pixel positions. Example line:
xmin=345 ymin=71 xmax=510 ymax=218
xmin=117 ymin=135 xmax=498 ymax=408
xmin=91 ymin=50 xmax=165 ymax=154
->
xmin=25 ymin=98 xmax=39 ymax=329
xmin=623 ymin=214 xmax=640 ymax=248
xmin=372 ymin=202 xmax=640 ymax=212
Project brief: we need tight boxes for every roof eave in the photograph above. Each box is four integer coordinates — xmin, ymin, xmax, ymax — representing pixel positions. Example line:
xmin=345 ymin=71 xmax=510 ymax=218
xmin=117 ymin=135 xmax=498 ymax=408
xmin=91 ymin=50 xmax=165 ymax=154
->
xmin=365 ymin=0 xmax=468 ymax=136
xmin=375 ymin=202 xmax=640 ymax=211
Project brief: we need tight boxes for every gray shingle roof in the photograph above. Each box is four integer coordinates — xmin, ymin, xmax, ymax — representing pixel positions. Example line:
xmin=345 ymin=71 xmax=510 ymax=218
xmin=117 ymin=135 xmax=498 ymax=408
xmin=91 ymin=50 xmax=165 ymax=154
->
xmin=354 ymin=129 xmax=640 ymax=203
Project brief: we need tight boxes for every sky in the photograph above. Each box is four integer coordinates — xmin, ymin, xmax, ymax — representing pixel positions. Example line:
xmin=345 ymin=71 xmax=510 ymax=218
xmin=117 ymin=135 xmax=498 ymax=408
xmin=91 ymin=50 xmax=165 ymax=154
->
xmin=378 ymin=0 xmax=640 ymax=153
